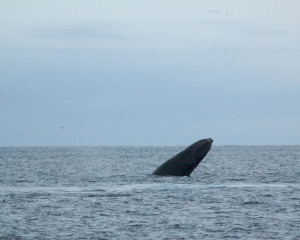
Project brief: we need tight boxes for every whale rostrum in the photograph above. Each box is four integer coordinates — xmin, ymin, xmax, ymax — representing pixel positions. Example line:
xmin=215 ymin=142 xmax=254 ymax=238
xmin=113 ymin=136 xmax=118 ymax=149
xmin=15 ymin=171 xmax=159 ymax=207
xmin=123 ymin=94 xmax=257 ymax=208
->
xmin=152 ymin=138 xmax=213 ymax=176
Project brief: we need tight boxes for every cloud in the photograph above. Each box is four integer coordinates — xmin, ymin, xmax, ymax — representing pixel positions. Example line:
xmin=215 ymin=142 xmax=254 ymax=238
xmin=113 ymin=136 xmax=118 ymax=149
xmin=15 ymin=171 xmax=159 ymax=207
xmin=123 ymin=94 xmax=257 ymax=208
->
xmin=34 ymin=24 xmax=124 ymax=40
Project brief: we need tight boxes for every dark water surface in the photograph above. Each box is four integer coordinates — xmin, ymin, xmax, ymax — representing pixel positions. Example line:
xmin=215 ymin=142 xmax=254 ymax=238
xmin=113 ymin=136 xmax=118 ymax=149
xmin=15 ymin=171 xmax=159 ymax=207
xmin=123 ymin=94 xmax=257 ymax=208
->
xmin=1 ymin=146 xmax=299 ymax=239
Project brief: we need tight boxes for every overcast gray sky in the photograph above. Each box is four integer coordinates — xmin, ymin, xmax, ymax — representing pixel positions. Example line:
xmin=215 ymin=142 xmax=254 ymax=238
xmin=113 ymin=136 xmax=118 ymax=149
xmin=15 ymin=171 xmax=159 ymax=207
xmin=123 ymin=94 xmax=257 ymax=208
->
xmin=1 ymin=0 xmax=300 ymax=146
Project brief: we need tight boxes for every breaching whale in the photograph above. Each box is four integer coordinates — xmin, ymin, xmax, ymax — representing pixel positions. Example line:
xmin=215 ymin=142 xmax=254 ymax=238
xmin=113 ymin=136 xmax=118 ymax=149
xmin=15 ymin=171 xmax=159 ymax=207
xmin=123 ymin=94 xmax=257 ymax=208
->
xmin=152 ymin=138 xmax=213 ymax=176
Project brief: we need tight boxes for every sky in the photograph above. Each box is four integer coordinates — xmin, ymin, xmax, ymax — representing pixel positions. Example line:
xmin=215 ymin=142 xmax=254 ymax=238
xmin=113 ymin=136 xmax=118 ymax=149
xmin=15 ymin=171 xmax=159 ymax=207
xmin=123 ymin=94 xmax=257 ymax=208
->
xmin=1 ymin=0 xmax=300 ymax=146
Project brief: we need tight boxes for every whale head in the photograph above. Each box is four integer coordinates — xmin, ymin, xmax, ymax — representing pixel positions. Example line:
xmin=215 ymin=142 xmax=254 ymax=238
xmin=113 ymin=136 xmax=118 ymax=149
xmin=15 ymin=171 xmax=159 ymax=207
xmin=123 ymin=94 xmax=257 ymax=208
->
xmin=152 ymin=138 xmax=213 ymax=176
xmin=188 ymin=138 xmax=213 ymax=168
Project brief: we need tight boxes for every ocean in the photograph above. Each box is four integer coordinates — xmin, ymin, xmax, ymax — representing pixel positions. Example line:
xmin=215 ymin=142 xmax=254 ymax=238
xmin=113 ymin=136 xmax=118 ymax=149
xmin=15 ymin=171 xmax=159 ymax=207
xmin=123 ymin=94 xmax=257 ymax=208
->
xmin=0 ymin=145 xmax=299 ymax=239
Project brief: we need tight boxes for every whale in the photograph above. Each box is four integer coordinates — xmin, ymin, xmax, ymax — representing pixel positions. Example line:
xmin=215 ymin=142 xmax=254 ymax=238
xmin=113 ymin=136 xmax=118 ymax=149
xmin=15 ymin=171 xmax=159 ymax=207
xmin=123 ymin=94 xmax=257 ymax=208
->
xmin=152 ymin=138 xmax=213 ymax=176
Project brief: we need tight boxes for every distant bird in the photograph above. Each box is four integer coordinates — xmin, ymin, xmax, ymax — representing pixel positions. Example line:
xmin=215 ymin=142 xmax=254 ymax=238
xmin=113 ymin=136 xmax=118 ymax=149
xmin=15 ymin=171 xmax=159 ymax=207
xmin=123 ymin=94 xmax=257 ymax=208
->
xmin=209 ymin=9 xmax=228 ymax=16
xmin=61 ymin=126 xmax=65 ymax=129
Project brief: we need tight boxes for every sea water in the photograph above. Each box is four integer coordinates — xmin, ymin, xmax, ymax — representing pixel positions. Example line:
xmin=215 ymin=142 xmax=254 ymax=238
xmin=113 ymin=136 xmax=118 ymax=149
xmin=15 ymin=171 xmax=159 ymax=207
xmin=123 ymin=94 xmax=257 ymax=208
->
xmin=0 ymin=146 xmax=299 ymax=239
